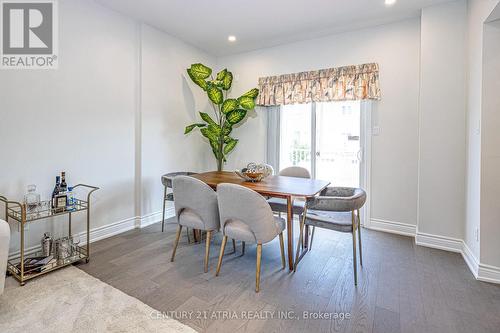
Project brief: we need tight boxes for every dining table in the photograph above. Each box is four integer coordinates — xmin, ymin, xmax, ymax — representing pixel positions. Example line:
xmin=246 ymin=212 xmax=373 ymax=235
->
xmin=192 ymin=171 xmax=330 ymax=270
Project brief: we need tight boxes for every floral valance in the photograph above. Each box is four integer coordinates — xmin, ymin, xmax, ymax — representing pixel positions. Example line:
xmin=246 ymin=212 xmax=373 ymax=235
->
xmin=257 ymin=63 xmax=381 ymax=106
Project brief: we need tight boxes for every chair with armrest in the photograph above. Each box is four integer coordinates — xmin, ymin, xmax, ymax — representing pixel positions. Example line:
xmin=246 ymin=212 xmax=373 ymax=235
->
xmin=294 ymin=187 xmax=366 ymax=285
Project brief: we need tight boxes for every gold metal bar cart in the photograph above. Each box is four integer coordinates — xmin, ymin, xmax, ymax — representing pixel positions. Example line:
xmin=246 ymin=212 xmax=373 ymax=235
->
xmin=0 ymin=184 xmax=99 ymax=286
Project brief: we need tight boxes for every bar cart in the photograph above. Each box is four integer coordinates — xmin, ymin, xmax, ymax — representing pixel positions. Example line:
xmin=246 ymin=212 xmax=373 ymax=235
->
xmin=0 ymin=184 xmax=99 ymax=286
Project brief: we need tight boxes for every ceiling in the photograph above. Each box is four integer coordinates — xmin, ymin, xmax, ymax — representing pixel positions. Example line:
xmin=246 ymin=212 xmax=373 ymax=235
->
xmin=487 ymin=2 xmax=500 ymax=22
xmin=96 ymin=0 xmax=453 ymax=56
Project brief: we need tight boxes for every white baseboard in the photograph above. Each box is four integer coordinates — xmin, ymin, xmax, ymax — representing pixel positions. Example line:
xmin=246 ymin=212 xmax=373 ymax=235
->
xmin=366 ymin=218 xmax=417 ymax=237
xmin=462 ymin=242 xmax=479 ymax=278
xmin=418 ymin=233 xmax=500 ymax=284
xmin=415 ymin=232 xmax=463 ymax=253
xmin=8 ymin=208 xmax=176 ymax=260
xmin=477 ymin=263 xmax=500 ymax=284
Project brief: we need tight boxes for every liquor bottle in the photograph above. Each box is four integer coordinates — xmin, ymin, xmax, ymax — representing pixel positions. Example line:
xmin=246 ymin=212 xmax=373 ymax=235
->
xmin=60 ymin=172 xmax=67 ymax=192
xmin=67 ymin=186 xmax=75 ymax=211
xmin=51 ymin=176 xmax=61 ymax=209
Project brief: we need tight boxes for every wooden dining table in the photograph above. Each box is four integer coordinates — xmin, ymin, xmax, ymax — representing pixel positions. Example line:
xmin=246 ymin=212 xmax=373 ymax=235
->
xmin=192 ymin=171 xmax=330 ymax=270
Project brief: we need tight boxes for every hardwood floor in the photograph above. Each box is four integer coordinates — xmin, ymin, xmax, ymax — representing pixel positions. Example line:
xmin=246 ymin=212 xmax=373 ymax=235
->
xmin=77 ymin=218 xmax=500 ymax=333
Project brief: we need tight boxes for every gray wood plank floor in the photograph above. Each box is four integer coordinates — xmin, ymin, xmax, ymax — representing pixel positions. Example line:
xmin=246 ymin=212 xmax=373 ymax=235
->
xmin=77 ymin=218 xmax=500 ymax=333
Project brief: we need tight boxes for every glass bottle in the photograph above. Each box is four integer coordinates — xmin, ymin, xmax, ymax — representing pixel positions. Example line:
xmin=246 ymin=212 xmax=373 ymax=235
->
xmin=51 ymin=176 xmax=61 ymax=209
xmin=67 ymin=186 xmax=75 ymax=211
xmin=24 ymin=184 xmax=41 ymax=214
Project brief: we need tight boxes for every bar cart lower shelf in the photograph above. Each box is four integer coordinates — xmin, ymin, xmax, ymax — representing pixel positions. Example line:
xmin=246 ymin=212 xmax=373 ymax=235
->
xmin=1 ymin=184 xmax=99 ymax=286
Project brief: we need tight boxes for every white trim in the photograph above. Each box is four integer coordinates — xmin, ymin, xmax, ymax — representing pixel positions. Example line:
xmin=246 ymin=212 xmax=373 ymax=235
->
xmin=477 ymin=263 xmax=500 ymax=284
xmin=360 ymin=101 xmax=372 ymax=227
xmin=462 ymin=241 xmax=479 ymax=278
xmin=8 ymin=215 xmax=136 ymax=260
xmin=417 ymin=234 xmax=500 ymax=284
xmin=415 ymin=232 xmax=463 ymax=253
xmin=8 ymin=208 xmax=176 ymax=260
xmin=366 ymin=218 xmax=416 ymax=236
xmin=140 ymin=207 xmax=175 ymax=228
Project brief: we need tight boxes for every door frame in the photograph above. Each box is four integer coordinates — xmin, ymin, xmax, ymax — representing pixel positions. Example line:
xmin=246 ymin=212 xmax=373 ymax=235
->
xmin=277 ymin=101 xmax=372 ymax=226
xmin=359 ymin=101 xmax=372 ymax=227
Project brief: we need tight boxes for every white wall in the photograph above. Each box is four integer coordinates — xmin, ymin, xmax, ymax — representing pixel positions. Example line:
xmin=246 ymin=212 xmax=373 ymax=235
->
xmin=218 ymin=19 xmax=421 ymax=227
xmin=418 ymin=1 xmax=467 ymax=240
xmin=140 ymin=24 xmax=216 ymax=218
xmin=0 ymin=0 xmax=137 ymax=252
xmin=0 ymin=0 xmax=214 ymax=253
xmin=465 ymin=0 xmax=499 ymax=260
xmin=480 ymin=19 xmax=500 ymax=267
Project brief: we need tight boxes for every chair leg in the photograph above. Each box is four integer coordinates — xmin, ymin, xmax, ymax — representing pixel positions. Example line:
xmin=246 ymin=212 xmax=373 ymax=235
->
xmin=256 ymin=243 xmax=262 ymax=292
xmin=279 ymin=232 xmax=286 ymax=269
xmin=215 ymin=235 xmax=228 ymax=276
xmin=193 ymin=229 xmax=198 ymax=243
xmin=232 ymin=239 xmax=236 ymax=254
xmin=352 ymin=211 xmax=358 ymax=286
xmin=357 ymin=209 xmax=363 ymax=267
xmin=242 ymin=241 xmax=245 ymax=255
xmin=171 ymin=225 xmax=183 ymax=262
xmin=204 ymin=230 xmax=212 ymax=273
xmin=161 ymin=187 xmax=167 ymax=232
xmin=186 ymin=228 xmax=191 ymax=243
xmin=304 ymin=225 xmax=309 ymax=248
xmin=309 ymin=226 xmax=316 ymax=250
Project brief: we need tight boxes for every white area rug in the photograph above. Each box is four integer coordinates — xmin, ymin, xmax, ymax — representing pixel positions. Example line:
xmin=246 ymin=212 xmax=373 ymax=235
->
xmin=0 ymin=266 xmax=197 ymax=333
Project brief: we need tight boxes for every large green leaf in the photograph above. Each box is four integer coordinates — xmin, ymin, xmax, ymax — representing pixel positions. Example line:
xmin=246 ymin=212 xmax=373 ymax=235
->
xmin=209 ymin=140 xmax=220 ymax=159
xmin=207 ymin=85 xmax=223 ymax=105
xmin=210 ymin=79 xmax=224 ymax=89
xmin=226 ymin=109 xmax=247 ymax=125
xmin=221 ymin=99 xmax=239 ymax=114
xmin=187 ymin=69 xmax=208 ymax=91
xmin=207 ymin=124 xmax=222 ymax=136
xmin=238 ymin=96 xmax=256 ymax=110
xmin=224 ymin=139 xmax=238 ymax=154
xmin=242 ymin=88 xmax=259 ymax=99
xmin=222 ymin=122 xmax=232 ymax=136
xmin=199 ymin=112 xmax=216 ymax=126
xmin=184 ymin=123 xmax=206 ymax=134
xmin=200 ymin=127 xmax=218 ymax=143
xmin=216 ymin=69 xmax=227 ymax=81
xmin=188 ymin=63 xmax=212 ymax=79
xmin=222 ymin=71 xmax=233 ymax=90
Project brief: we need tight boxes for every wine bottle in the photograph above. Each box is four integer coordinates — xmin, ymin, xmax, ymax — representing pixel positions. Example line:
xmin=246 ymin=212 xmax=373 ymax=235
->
xmin=60 ymin=172 xmax=67 ymax=192
xmin=51 ymin=176 xmax=61 ymax=209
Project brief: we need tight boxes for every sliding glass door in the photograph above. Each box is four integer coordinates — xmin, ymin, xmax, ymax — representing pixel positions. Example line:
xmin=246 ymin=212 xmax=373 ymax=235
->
xmin=279 ymin=103 xmax=312 ymax=173
xmin=280 ymin=101 xmax=362 ymax=188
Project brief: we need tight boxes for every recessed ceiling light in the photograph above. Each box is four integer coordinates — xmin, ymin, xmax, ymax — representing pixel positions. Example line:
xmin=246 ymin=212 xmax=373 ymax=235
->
xmin=228 ymin=35 xmax=236 ymax=42
xmin=385 ymin=0 xmax=396 ymax=5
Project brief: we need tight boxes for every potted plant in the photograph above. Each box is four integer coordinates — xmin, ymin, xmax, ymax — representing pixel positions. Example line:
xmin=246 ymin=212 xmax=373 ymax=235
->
xmin=184 ymin=63 xmax=259 ymax=171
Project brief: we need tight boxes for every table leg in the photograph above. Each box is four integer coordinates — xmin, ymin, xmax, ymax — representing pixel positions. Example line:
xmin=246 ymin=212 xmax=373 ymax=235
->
xmin=286 ymin=196 xmax=294 ymax=270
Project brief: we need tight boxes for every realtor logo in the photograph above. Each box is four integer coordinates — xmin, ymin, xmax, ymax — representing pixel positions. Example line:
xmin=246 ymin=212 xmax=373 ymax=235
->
xmin=1 ymin=0 xmax=58 ymax=69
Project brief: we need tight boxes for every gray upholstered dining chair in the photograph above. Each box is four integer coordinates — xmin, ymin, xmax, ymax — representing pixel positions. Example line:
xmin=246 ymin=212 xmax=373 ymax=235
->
xmin=171 ymin=176 xmax=220 ymax=273
xmin=294 ymin=187 xmax=366 ymax=285
xmin=267 ymin=166 xmax=311 ymax=215
xmin=161 ymin=171 xmax=197 ymax=233
xmin=215 ymin=183 xmax=286 ymax=292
